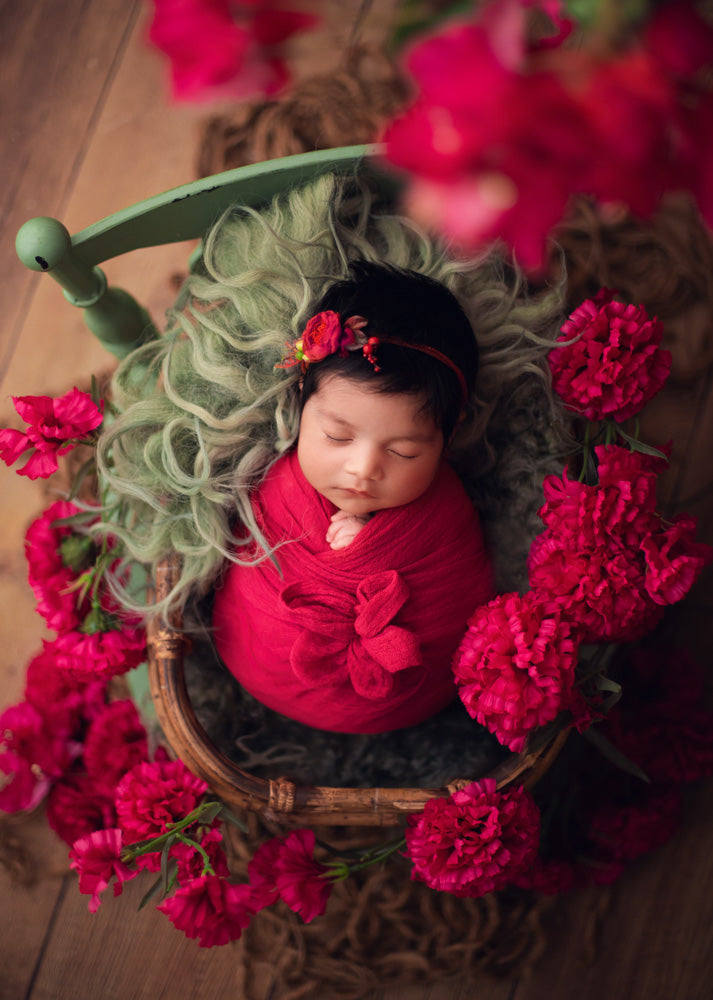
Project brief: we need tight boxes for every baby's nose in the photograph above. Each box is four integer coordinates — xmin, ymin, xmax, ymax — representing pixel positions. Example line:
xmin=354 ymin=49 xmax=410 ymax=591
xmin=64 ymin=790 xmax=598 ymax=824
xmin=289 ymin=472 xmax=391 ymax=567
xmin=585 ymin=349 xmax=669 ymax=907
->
xmin=346 ymin=444 xmax=382 ymax=481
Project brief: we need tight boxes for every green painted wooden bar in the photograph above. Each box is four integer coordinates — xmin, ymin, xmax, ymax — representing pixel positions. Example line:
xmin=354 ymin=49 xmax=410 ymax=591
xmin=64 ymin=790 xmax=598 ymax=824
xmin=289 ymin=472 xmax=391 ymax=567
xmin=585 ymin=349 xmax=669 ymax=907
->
xmin=15 ymin=143 xmax=382 ymax=358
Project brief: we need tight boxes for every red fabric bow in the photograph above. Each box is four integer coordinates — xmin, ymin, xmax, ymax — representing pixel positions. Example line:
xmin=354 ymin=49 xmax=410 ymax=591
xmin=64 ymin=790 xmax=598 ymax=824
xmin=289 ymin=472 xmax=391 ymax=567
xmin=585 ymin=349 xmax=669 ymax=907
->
xmin=282 ymin=570 xmax=422 ymax=699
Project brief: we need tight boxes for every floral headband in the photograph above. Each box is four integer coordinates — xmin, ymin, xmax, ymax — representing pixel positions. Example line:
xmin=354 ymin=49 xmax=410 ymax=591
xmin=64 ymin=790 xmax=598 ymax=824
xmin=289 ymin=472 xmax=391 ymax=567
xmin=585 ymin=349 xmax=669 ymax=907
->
xmin=277 ymin=310 xmax=469 ymax=404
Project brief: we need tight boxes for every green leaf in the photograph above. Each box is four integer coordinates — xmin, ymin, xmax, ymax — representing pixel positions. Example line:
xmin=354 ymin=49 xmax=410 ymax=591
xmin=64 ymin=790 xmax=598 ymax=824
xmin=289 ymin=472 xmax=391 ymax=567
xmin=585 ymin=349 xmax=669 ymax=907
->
xmin=595 ymin=675 xmax=622 ymax=695
xmin=68 ymin=454 xmax=98 ymax=501
xmin=613 ymin=426 xmax=668 ymax=460
xmin=583 ymin=725 xmax=650 ymax=783
xmin=219 ymin=808 xmax=248 ymax=833
xmin=51 ymin=509 xmax=101 ymax=528
xmin=138 ymin=874 xmax=165 ymax=910
xmin=161 ymin=836 xmax=176 ymax=895
xmin=90 ymin=374 xmax=103 ymax=410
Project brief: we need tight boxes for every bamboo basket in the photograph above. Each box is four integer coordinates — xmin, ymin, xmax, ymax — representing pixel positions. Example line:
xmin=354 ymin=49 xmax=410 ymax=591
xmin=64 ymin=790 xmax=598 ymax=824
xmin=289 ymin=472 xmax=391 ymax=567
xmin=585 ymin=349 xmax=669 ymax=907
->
xmin=147 ymin=558 xmax=568 ymax=827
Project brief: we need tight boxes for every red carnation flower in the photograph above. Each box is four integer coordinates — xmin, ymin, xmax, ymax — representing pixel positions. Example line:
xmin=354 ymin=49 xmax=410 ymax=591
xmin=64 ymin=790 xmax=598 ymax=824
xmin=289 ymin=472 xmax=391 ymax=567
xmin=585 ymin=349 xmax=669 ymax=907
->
xmin=172 ymin=827 xmax=230 ymax=883
xmin=51 ymin=624 xmax=147 ymax=682
xmin=453 ymin=591 xmax=579 ymax=751
xmin=115 ymin=758 xmax=208 ymax=844
xmin=529 ymin=445 xmax=710 ymax=641
xmin=0 ymin=750 xmax=51 ymax=813
xmin=0 ymin=701 xmax=71 ymax=782
xmin=46 ymin=771 xmax=117 ymax=846
xmin=589 ymin=786 xmax=682 ymax=863
xmin=69 ymin=828 xmax=139 ymax=913
xmin=248 ymin=828 xmax=333 ymax=922
xmin=511 ymin=855 xmax=577 ymax=895
xmin=83 ymin=700 xmax=149 ymax=794
xmin=0 ymin=387 xmax=102 ymax=479
xmin=548 ymin=290 xmax=671 ymax=422
xmin=405 ymin=779 xmax=540 ymax=898
xmin=25 ymin=500 xmax=94 ymax=632
xmin=528 ymin=529 xmax=664 ymax=642
xmin=24 ymin=641 xmax=106 ymax=734
xmin=157 ymin=875 xmax=257 ymax=947
xmin=641 ymin=514 xmax=712 ymax=606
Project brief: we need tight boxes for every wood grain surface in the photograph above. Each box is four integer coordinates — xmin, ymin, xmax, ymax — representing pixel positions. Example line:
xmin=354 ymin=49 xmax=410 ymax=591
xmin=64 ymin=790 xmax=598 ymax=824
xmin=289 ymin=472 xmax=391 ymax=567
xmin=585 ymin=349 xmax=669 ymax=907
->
xmin=1 ymin=3 xmax=712 ymax=998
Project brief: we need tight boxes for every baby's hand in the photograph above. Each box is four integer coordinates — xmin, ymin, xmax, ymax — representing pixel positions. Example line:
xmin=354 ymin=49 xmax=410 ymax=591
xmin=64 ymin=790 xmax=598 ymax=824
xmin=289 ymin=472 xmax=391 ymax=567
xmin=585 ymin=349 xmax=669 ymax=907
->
xmin=326 ymin=509 xmax=371 ymax=550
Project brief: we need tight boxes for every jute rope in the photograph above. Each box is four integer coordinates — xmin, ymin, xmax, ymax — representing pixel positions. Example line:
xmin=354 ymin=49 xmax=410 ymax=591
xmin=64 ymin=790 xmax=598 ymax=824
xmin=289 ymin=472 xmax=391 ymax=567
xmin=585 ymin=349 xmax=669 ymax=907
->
xmin=196 ymin=44 xmax=411 ymax=177
xmin=224 ymin=817 xmax=556 ymax=1000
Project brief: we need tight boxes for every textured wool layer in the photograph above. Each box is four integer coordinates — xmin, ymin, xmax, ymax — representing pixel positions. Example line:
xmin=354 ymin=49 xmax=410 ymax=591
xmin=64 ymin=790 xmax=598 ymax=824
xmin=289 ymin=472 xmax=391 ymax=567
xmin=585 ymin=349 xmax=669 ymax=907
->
xmin=213 ymin=450 xmax=494 ymax=733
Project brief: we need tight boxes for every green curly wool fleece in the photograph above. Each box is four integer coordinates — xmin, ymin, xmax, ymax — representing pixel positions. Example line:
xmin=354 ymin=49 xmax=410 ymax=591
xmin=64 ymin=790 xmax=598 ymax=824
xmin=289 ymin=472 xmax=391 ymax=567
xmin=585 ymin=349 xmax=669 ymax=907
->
xmin=96 ymin=170 xmax=568 ymax=619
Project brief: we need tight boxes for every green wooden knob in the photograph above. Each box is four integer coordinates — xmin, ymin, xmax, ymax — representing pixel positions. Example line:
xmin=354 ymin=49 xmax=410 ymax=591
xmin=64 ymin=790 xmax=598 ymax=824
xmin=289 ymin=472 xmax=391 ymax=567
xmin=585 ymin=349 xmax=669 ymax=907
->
xmin=15 ymin=217 xmax=72 ymax=272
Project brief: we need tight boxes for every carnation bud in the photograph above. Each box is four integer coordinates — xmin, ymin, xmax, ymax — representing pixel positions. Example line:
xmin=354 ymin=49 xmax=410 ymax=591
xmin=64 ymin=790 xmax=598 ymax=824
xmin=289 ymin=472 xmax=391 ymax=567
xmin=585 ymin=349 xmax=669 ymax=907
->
xmin=80 ymin=606 xmax=118 ymax=635
xmin=59 ymin=534 xmax=96 ymax=573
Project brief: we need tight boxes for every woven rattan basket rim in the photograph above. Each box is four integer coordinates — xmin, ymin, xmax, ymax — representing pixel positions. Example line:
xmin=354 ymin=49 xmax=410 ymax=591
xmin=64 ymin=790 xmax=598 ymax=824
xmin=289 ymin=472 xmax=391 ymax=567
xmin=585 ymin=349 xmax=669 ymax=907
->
xmin=147 ymin=558 xmax=566 ymax=826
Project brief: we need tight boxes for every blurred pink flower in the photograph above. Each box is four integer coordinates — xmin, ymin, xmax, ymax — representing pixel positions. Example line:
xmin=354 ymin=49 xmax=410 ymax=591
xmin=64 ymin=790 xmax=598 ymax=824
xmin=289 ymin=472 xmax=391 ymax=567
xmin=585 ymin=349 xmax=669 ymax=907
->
xmin=148 ymin=0 xmax=317 ymax=104
xmin=0 ymin=387 xmax=102 ymax=479
xmin=70 ymin=828 xmax=139 ymax=913
xmin=383 ymin=0 xmax=713 ymax=271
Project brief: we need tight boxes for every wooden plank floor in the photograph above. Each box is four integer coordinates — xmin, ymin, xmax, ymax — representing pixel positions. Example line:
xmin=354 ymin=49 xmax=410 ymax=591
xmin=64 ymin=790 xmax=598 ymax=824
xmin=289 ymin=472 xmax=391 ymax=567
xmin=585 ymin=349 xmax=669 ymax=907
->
xmin=1 ymin=3 xmax=712 ymax=998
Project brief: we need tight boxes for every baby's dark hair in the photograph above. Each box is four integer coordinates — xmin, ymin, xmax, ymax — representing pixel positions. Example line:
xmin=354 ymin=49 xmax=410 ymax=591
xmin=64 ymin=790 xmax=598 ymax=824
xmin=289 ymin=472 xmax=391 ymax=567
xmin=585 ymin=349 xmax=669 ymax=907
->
xmin=300 ymin=262 xmax=479 ymax=441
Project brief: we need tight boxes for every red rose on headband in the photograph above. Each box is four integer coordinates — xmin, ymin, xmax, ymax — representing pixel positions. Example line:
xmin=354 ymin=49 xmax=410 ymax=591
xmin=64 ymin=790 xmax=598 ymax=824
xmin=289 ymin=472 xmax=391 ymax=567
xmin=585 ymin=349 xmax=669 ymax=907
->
xmin=300 ymin=311 xmax=348 ymax=362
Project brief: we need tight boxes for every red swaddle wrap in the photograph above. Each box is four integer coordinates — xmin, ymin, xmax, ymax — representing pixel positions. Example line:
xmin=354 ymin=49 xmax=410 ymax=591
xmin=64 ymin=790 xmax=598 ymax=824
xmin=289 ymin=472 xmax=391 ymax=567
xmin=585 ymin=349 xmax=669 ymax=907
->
xmin=213 ymin=450 xmax=494 ymax=732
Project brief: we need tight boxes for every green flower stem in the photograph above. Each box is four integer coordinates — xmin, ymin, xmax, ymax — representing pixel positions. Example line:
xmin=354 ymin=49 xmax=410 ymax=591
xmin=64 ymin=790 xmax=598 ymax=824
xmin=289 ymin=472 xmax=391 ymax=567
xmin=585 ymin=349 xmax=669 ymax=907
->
xmin=577 ymin=421 xmax=591 ymax=483
xmin=120 ymin=800 xmax=222 ymax=863
xmin=325 ymin=837 xmax=407 ymax=880
xmin=175 ymin=832 xmax=215 ymax=876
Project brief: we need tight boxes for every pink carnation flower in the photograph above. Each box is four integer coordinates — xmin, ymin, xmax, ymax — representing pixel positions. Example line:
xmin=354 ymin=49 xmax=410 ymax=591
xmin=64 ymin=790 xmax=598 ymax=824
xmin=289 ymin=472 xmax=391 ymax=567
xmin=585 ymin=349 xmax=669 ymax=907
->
xmin=548 ymin=291 xmax=671 ymax=422
xmin=0 ymin=387 xmax=102 ymax=479
xmin=115 ymin=758 xmax=208 ymax=844
xmin=248 ymin=828 xmax=332 ymax=922
xmin=157 ymin=875 xmax=257 ymax=947
xmin=69 ymin=828 xmax=139 ymax=913
xmin=453 ymin=592 xmax=579 ymax=751
xmin=405 ymin=779 xmax=540 ymax=898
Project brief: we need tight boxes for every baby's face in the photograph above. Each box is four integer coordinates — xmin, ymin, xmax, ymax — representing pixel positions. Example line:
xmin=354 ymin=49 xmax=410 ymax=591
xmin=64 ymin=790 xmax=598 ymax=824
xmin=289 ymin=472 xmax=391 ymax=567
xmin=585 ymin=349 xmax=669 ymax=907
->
xmin=297 ymin=375 xmax=444 ymax=515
